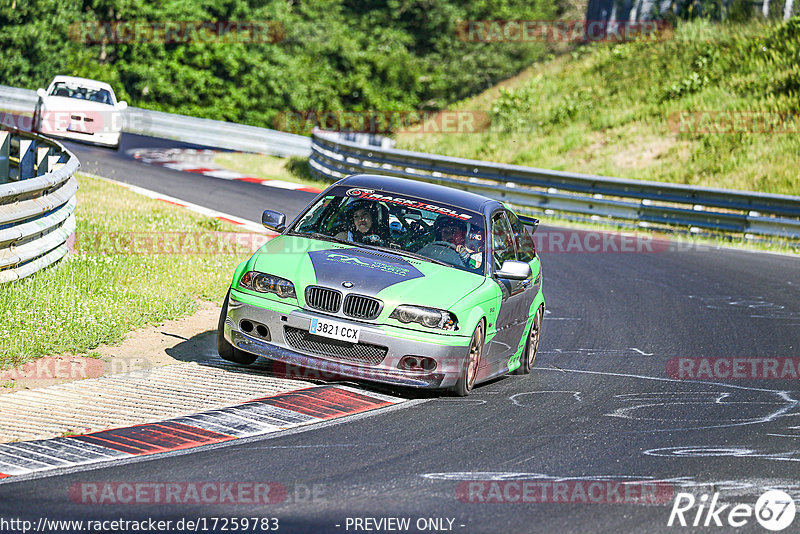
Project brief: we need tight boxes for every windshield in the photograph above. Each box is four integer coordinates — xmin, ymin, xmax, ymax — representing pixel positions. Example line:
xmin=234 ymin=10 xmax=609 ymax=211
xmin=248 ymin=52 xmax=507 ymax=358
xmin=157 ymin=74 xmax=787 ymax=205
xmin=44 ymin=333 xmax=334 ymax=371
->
xmin=290 ymin=186 xmax=486 ymax=274
xmin=49 ymin=82 xmax=115 ymax=105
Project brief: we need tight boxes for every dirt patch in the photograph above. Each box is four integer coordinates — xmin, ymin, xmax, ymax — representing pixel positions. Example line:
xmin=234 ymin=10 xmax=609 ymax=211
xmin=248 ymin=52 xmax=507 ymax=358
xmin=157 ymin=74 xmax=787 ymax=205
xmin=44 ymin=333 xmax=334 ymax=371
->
xmin=0 ymin=300 xmax=221 ymax=394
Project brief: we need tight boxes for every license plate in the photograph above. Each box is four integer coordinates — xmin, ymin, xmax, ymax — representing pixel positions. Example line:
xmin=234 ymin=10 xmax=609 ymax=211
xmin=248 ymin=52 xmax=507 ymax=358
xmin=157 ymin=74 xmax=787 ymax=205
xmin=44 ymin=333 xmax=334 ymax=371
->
xmin=309 ymin=317 xmax=360 ymax=343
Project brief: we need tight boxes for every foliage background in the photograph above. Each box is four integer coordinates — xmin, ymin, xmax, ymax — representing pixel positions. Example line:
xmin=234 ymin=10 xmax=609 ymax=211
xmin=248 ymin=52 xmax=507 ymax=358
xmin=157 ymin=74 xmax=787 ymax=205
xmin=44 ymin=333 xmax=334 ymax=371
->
xmin=0 ymin=0 xmax=558 ymax=128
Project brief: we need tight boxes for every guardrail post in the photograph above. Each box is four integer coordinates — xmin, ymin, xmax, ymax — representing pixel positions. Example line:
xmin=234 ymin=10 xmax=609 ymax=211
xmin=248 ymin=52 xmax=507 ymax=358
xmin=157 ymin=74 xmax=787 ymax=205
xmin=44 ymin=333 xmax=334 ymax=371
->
xmin=0 ymin=131 xmax=9 ymax=184
xmin=48 ymin=154 xmax=62 ymax=172
xmin=36 ymin=146 xmax=53 ymax=176
xmin=18 ymin=138 xmax=35 ymax=180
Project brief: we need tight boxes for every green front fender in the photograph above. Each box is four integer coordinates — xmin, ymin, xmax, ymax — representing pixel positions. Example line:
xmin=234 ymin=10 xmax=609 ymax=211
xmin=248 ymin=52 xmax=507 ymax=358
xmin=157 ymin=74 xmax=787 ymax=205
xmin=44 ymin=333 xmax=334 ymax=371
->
xmin=507 ymin=256 xmax=545 ymax=372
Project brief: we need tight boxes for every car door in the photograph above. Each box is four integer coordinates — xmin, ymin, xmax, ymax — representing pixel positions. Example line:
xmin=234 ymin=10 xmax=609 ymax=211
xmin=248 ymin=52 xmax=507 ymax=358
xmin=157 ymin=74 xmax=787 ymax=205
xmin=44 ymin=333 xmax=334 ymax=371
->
xmin=507 ymin=208 xmax=541 ymax=314
xmin=486 ymin=210 xmax=533 ymax=363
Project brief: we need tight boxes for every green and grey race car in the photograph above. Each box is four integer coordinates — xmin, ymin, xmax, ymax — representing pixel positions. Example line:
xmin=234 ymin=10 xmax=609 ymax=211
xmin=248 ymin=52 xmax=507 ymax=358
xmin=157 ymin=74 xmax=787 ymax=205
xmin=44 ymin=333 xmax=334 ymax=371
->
xmin=217 ymin=174 xmax=544 ymax=395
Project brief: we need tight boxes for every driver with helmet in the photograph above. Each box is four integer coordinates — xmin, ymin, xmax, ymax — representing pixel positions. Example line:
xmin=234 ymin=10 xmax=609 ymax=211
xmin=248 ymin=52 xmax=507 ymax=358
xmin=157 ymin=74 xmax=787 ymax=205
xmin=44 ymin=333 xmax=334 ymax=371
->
xmin=335 ymin=200 xmax=387 ymax=245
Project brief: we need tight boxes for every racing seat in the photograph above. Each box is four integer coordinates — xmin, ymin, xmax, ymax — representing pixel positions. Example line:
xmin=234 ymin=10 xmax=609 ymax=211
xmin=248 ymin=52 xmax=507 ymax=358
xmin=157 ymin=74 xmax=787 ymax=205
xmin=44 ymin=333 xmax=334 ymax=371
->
xmin=91 ymin=90 xmax=111 ymax=104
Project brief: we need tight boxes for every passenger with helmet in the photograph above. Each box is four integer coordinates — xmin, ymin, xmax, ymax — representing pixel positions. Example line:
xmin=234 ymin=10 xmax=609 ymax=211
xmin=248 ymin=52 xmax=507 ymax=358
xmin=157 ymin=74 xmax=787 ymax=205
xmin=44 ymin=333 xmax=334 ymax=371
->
xmin=433 ymin=216 xmax=484 ymax=267
xmin=335 ymin=200 xmax=387 ymax=246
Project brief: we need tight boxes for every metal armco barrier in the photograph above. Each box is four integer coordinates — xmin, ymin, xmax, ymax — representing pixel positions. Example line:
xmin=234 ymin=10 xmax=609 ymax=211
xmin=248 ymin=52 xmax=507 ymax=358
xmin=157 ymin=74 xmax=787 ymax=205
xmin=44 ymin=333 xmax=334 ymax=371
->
xmin=126 ymin=107 xmax=311 ymax=157
xmin=0 ymin=84 xmax=311 ymax=157
xmin=0 ymin=129 xmax=79 ymax=283
xmin=310 ymin=130 xmax=800 ymax=239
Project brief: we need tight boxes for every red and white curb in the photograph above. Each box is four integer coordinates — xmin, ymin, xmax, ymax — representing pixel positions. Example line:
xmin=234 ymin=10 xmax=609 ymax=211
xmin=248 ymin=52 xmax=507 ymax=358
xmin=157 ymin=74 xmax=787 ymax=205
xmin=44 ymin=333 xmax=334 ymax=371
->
xmin=130 ymin=148 xmax=323 ymax=193
xmin=81 ymin=172 xmax=272 ymax=234
xmin=0 ymin=385 xmax=402 ymax=479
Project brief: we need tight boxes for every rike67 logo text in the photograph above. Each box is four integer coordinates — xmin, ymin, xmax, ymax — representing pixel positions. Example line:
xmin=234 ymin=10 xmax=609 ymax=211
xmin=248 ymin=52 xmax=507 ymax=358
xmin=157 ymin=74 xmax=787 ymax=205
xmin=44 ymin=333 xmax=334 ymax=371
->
xmin=668 ymin=490 xmax=796 ymax=531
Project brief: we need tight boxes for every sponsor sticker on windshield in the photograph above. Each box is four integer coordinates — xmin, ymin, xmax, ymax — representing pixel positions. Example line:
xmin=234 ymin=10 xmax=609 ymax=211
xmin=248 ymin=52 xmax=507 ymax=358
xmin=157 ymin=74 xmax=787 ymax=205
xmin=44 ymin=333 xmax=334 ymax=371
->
xmin=345 ymin=188 xmax=475 ymax=222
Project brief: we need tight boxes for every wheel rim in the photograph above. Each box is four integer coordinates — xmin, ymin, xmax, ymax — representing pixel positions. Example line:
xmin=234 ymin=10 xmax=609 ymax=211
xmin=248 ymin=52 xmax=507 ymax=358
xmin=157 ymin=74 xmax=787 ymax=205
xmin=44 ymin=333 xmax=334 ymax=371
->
xmin=527 ymin=309 xmax=542 ymax=368
xmin=466 ymin=324 xmax=483 ymax=388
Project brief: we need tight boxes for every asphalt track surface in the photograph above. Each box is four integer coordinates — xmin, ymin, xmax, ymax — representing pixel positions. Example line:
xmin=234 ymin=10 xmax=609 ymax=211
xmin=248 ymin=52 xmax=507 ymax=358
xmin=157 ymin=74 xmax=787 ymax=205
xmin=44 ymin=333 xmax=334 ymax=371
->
xmin=1 ymin=133 xmax=799 ymax=533
xmin=72 ymin=133 xmax=317 ymax=223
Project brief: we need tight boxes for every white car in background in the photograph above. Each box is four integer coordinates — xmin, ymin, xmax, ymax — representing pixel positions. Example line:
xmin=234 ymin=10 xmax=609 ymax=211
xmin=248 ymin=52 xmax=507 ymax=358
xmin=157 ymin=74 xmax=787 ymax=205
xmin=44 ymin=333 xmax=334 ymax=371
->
xmin=34 ymin=76 xmax=127 ymax=149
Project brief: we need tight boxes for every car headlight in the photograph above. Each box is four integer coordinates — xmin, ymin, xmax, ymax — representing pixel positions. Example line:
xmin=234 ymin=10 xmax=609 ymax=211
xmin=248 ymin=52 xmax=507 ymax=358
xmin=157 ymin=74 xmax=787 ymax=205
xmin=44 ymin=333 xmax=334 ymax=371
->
xmin=390 ymin=305 xmax=458 ymax=331
xmin=239 ymin=271 xmax=296 ymax=299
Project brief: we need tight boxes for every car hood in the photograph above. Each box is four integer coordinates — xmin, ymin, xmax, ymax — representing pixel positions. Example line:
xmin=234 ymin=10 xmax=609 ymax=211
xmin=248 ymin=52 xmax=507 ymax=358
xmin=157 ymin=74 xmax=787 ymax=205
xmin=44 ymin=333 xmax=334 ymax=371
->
xmin=251 ymin=235 xmax=485 ymax=310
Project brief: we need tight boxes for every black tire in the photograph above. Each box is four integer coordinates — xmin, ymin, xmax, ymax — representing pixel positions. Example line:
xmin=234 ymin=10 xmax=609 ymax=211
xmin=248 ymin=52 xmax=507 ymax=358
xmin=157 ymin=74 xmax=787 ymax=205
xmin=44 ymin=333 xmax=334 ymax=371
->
xmin=450 ymin=321 xmax=484 ymax=396
xmin=512 ymin=305 xmax=543 ymax=375
xmin=217 ymin=289 xmax=258 ymax=365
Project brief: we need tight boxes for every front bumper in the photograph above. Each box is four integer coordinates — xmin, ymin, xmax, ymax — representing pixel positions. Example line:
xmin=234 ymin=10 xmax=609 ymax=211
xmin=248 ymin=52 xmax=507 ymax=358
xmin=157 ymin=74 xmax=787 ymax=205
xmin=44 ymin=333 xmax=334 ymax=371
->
xmin=43 ymin=129 xmax=121 ymax=147
xmin=224 ymin=292 xmax=471 ymax=389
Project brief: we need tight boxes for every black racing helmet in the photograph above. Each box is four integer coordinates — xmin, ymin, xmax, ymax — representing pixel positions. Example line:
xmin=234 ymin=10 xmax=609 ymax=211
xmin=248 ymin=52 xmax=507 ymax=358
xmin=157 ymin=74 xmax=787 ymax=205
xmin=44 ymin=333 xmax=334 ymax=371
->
xmin=347 ymin=200 xmax=378 ymax=229
xmin=345 ymin=199 xmax=390 ymax=244
xmin=433 ymin=215 xmax=467 ymax=240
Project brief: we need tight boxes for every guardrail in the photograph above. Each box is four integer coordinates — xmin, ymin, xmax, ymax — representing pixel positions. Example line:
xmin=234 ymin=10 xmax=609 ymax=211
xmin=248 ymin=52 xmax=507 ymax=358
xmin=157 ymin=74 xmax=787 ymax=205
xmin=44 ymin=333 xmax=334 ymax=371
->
xmin=0 ymin=84 xmax=311 ymax=157
xmin=0 ymin=129 xmax=79 ymax=283
xmin=310 ymin=130 xmax=800 ymax=240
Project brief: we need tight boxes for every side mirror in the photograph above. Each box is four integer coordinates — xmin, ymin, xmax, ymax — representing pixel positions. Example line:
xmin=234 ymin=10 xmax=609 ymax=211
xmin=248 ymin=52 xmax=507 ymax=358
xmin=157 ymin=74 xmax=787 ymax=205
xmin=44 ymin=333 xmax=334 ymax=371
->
xmin=518 ymin=214 xmax=540 ymax=233
xmin=262 ymin=209 xmax=286 ymax=232
xmin=117 ymin=101 xmax=128 ymax=110
xmin=36 ymin=88 xmax=47 ymax=99
xmin=495 ymin=260 xmax=531 ymax=281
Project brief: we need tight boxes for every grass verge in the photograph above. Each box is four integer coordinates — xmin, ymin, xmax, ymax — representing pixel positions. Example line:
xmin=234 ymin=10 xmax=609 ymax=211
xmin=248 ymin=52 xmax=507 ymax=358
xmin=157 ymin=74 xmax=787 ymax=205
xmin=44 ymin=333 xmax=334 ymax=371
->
xmin=0 ymin=173 xmax=253 ymax=369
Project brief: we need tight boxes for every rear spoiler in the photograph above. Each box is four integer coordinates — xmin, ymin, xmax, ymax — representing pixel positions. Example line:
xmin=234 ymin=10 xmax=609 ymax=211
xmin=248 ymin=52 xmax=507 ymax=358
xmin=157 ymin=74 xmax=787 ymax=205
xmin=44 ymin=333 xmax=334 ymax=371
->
xmin=518 ymin=214 xmax=540 ymax=231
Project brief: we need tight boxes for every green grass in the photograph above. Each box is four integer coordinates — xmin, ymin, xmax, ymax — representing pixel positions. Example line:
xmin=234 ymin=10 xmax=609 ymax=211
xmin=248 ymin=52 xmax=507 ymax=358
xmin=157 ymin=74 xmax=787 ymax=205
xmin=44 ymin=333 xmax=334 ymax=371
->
xmin=0 ymin=173 xmax=252 ymax=369
xmin=396 ymin=18 xmax=800 ymax=197
xmin=212 ymin=153 xmax=332 ymax=191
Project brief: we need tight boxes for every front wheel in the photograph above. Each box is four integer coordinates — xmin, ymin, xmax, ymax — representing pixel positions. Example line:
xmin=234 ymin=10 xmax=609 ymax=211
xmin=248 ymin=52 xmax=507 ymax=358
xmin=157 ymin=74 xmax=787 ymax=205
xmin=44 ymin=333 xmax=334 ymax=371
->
xmin=217 ymin=289 xmax=258 ymax=365
xmin=512 ymin=305 xmax=543 ymax=375
xmin=450 ymin=322 xmax=484 ymax=396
